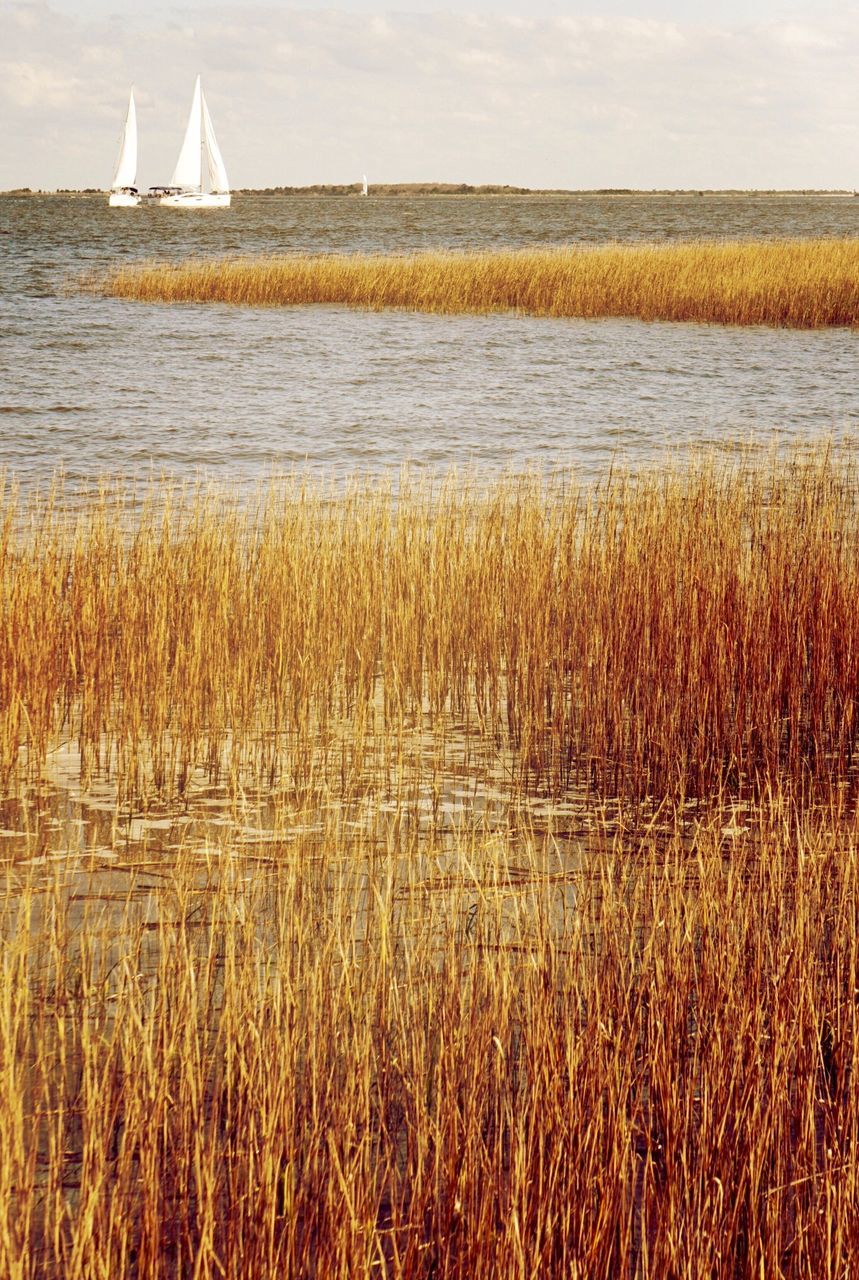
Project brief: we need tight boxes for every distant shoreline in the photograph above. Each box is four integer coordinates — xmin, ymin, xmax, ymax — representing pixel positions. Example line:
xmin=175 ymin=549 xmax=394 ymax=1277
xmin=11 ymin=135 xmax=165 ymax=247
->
xmin=240 ymin=185 xmax=859 ymax=199
xmin=2 ymin=184 xmax=857 ymax=198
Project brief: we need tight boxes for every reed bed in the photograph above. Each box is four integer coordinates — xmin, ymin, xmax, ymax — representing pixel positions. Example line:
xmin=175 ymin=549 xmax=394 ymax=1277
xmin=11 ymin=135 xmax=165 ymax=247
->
xmin=3 ymin=804 xmax=859 ymax=1278
xmin=5 ymin=453 xmax=859 ymax=1275
xmin=98 ymin=238 xmax=859 ymax=327
xmin=3 ymin=453 xmax=859 ymax=804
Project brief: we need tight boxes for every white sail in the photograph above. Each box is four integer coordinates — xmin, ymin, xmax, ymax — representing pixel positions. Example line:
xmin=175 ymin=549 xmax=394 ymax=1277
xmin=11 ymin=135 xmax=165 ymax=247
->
xmin=111 ymin=89 xmax=137 ymax=190
xmin=170 ymin=75 xmax=203 ymax=191
xmin=160 ymin=75 xmax=231 ymax=207
xmin=201 ymin=89 xmax=229 ymax=193
xmin=362 ymin=174 xmax=368 ymax=196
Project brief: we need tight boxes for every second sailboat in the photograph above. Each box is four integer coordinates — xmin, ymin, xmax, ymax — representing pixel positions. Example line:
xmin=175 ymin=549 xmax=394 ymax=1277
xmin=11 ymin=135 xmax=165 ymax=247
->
xmin=156 ymin=76 xmax=231 ymax=208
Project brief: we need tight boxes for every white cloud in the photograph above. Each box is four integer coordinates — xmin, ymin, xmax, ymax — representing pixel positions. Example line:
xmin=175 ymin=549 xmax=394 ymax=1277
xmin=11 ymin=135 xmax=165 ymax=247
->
xmin=1 ymin=60 xmax=86 ymax=109
xmin=777 ymin=22 xmax=839 ymax=49
xmin=1 ymin=3 xmax=858 ymax=189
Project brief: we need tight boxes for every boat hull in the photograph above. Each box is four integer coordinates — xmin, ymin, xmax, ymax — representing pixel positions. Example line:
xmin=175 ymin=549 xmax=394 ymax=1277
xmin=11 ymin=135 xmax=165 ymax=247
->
xmin=159 ymin=191 xmax=231 ymax=208
xmin=108 ymin=191 xmax=141 ymax=207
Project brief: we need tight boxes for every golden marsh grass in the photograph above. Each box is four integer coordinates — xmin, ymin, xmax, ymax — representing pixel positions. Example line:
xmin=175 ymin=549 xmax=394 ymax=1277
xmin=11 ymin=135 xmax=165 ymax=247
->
xmin=4 ymin=454 xmax=859 ymax=1276
xmin=99 ymin=238 xmax=859 ymax=327
xmin=3 ymin=454 xmax=859 ymax=804
xmin=5 ymin=804 xmax=859 ymax=1276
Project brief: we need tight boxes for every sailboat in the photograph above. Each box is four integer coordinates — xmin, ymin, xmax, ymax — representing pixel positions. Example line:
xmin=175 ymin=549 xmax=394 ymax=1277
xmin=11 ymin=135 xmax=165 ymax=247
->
xmin=157 ymin=76 xmax=230 ymax=208
xmin=108 ymin=89 xmax=140 ymax=207
xmin=361 ymin=174 xmax=368 ymax=197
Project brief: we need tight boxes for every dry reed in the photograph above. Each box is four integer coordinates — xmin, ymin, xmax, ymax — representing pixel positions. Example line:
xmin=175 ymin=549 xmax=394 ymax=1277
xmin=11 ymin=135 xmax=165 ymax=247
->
xmin=4 ymin=453 xmax=859 ymax=1277
xmin=3 ymin=804 xmax=859 ymax=1277
xmin=2 ymin=454 xmax=859 ymax=804
xmin=98 ymin=238 xmax=859 ymax=327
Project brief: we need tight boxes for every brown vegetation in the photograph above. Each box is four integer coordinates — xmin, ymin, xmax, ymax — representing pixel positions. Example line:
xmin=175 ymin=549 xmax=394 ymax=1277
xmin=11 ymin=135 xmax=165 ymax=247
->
xmin=2 ymin=453 xmax=859 ymax=804
xmin=5 ymin=804 xmax=859 ymax=1278
xmin=99 ymin=238 xmax=859 ymax=327
xmin=4 ymin=453 xmax=859 ymax=1277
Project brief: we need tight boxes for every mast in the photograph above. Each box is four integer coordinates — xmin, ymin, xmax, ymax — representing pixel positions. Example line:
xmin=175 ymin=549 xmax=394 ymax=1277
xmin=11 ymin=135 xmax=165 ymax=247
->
xmin=171 ymin=75 xmax=203 ymax=191
xmin=111 ymin=88 xmax=138 ymax=191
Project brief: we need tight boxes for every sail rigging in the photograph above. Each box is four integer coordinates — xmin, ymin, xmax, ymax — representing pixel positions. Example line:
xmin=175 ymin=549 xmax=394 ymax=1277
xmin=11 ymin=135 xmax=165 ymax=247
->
xmin=202 ymin=91 xmax=229 ymax=193
xmin=170 ymin=77 xmax=203 ymax=190
xmin=111 ymin=89 xmax=138 ymax=191
xmin=170 ymin=76 xmax=229 ymax=195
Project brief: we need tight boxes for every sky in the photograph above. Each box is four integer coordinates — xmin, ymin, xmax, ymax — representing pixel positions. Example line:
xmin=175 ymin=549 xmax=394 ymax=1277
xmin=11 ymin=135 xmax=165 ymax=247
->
xmin=2 ymin=0 xmax=858 ymax=190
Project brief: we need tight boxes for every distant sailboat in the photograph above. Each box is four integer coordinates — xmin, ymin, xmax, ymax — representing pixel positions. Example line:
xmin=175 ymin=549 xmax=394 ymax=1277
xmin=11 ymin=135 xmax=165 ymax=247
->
xmin=157 ymin=76 xmax=230 ymax=208
xmin=109 ymin=89 xmax=140 ymax=207
xmin=361 ymin=174 xmax=368 ymax=197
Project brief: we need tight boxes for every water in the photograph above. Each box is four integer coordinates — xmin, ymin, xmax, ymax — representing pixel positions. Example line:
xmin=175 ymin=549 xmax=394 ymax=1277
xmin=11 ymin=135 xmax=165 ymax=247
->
xmin=1 ymin=191 xmax=858 ymax=489
xmin=1 ymin=197 xmax=850 ymax=1269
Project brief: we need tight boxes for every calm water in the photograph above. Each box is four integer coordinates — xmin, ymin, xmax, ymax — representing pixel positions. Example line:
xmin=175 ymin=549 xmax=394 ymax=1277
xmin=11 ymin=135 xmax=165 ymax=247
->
xmin=2 ymin=192 xmax=858 ymax=488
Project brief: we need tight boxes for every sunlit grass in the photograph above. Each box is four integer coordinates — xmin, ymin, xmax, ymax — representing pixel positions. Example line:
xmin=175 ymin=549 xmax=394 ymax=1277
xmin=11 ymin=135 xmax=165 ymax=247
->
xmin=4 ymin=803 xmax=859 ymax=1277
xmin=98 ymin=238 xmax=859 ymax=327
xmin=4 ymin=453 xmax=859 ymax=1276
xmin=3 ymin=453 xmax=859 ymax=804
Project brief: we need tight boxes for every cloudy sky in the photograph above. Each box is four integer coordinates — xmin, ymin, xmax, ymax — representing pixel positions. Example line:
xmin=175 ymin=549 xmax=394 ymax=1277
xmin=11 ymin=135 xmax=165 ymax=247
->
xmin=2 ymin=0 xmax=858 ymax=190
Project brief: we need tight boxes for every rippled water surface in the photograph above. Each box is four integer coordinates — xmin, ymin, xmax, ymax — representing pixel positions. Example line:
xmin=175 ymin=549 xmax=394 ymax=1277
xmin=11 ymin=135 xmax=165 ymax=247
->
xmin=1 ymin=192 xmax=858 ymax=488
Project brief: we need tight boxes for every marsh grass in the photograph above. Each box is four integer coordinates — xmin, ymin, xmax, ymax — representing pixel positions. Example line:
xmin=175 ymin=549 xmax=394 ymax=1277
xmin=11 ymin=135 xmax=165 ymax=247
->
xmin=4 ymin=454 xmax=859 ymax=1276
xmin=99 ymin=238 xmax=859 ymax=327
xmin=3 ymin=454 xmax=859 ymax=805
xmin=4 ymin=804 xmax=859 ymax=1278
